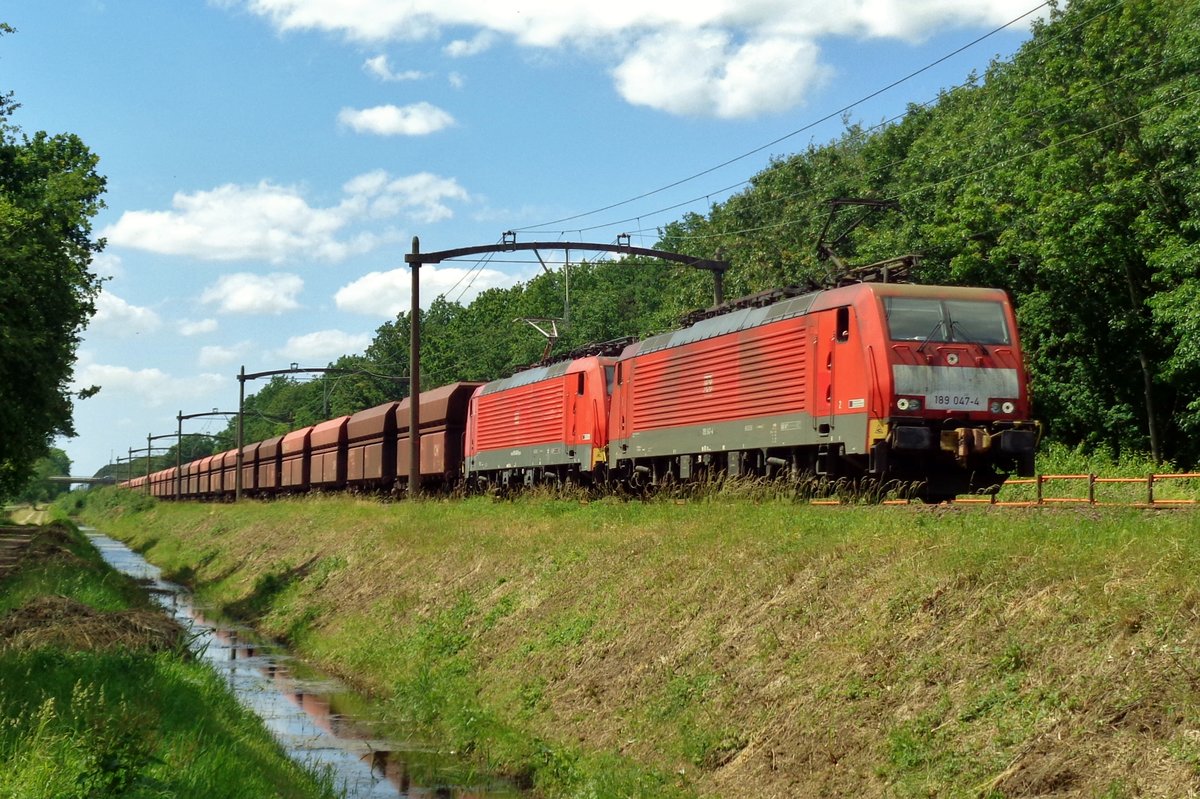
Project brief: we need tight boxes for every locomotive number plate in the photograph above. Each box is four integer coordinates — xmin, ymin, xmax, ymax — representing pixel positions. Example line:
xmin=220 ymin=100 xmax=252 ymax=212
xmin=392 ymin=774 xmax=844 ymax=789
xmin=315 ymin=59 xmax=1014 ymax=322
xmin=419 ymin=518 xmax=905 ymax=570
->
xmin=928 ymin=394 xmax=983 ymax=410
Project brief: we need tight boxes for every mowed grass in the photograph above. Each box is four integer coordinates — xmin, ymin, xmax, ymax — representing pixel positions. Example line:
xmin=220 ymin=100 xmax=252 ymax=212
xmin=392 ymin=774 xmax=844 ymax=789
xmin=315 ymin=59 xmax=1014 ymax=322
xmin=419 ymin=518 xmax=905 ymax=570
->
xmin=0 ymin=520 xmax=342 ymax=799
xmin=83 ymin=490 xmax=1200 ymax=798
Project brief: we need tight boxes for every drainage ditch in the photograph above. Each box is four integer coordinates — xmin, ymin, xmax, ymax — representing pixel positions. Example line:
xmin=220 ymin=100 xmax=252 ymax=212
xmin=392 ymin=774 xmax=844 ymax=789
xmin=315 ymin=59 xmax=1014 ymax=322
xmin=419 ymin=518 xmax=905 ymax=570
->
xmin=85 ymin=528 xmax=524 ymax=799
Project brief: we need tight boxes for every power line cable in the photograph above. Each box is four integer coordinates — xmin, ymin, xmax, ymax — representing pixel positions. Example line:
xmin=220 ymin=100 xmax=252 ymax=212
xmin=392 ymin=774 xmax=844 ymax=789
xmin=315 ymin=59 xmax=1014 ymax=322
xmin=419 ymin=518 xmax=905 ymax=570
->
xmin=441 ymin=235 xmax=504 ymax=302
xmin=518 ymin=0 xmax=1129 ymax=242
xmin=511 ymin=1 xmax=1053 ymax=234
xmin=452 ymin=248 xmax=501 ymax=305
xmin=668 ymin=81 xmax=1200 ymax=244
xmin=620 ymin=45 xmax=1167 ymax=241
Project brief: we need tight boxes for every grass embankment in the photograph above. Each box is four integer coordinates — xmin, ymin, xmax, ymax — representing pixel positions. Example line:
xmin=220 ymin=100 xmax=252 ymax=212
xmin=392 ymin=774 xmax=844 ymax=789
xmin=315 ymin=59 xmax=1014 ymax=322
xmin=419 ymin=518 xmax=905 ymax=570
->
xmin=81 ymin=491 xmax=1200 ymax=798
xmin=0 ymin=515 xmax=340 ymax=799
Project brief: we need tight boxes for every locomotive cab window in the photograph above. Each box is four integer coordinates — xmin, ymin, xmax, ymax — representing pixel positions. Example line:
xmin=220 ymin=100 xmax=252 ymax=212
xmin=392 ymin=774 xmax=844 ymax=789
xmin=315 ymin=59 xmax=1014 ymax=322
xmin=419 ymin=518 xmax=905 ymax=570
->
xmin=577 ymin=372 xmax=585 ymax=396
xmin=605 ymin=366 xmax=616 ymax=394
xmin=885 ymin=297 xmax=1011 ymax=345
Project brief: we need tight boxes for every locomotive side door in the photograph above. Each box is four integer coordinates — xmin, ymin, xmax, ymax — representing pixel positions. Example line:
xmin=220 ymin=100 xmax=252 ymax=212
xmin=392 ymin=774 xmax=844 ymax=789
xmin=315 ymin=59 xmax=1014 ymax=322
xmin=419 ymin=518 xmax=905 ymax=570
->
xmin=812 ymin=308 xmax=848 ymax=435
xmin=568 ymin=370 xmax=585 ymax=463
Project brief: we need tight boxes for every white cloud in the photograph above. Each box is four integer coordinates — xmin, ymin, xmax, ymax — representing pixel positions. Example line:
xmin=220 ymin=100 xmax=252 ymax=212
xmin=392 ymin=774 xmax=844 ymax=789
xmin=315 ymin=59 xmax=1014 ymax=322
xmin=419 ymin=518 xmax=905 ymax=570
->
xmin=178 ymin=318 xmax=219 ymax=336
xmin=338 ymin=102 xmax=455 ymax=136
xmin=278 ymin=330 xmax=372 ymax=362
xmin=102 ymin=181 xmax=369 ymax=264
xmin=101 ymin=170 xmax=468 ymax=263
xmin=90 ymin=291 xmax=162 ymax=336
xmin=345 ymin=170 xmax=470 ymax=224
xmin=72 ymin=363 xmax=227 ymax=409
xmin=200 ymin=272 xmax=303 ymax=315
xmin=231 ymin=0 xmax=1045 ymax=117
xmin=613 ymin=31 xmax=829 ymax=119
xmin=198 ymin=342 xmax=251 ymax=368
xmin=363 ymin=55 xmax=428 ymax=81
xmin=335 ymin=264 xmax=525 ymax=317
xmin=448 ymin=71 xmax=465 ymax=89
xmin=444 ymin=31 xmax=495 ymax=57
xmin=237 ymin=0 xmax=1039 ymax=45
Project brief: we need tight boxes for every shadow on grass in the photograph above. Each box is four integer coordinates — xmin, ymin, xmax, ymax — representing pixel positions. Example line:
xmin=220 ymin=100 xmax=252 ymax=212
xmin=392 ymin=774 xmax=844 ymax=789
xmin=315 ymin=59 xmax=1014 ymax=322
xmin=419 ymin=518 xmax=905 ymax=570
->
xmin=221 ymin=556 xmax=319 ymax=621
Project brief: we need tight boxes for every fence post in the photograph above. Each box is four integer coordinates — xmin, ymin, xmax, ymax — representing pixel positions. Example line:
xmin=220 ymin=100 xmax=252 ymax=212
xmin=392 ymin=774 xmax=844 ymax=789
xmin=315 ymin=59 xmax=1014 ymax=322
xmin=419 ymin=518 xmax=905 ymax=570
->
xmin=1147 ymin=472 xmax=1155 ymax=506
xmin=1036 ymin=473 xmax=1044 ymax=505
xmin=1088 ymin=473 xmax=1096 ymax=505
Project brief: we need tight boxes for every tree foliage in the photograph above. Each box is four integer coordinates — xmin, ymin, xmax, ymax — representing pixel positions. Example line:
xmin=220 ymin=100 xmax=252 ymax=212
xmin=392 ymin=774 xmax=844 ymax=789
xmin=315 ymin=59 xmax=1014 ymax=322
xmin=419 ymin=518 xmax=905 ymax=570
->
xmin=0 ymin=25 xmax=106 ymax=497
xmin=12 ymin=447 xmax=71 ymax=504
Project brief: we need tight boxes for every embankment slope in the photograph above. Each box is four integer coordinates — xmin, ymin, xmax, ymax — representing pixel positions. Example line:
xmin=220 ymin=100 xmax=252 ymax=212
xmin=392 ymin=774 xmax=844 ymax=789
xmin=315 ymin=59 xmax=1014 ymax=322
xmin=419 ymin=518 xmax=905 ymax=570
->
xmin=85 ymin=494 xmax=1200 ymax=798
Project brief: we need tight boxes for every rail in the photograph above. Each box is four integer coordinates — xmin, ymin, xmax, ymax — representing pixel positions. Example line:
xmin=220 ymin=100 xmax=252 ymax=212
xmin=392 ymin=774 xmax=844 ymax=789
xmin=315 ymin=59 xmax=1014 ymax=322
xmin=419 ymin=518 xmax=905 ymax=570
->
xmin=953 ymin=472 xmax=1200 ymax=507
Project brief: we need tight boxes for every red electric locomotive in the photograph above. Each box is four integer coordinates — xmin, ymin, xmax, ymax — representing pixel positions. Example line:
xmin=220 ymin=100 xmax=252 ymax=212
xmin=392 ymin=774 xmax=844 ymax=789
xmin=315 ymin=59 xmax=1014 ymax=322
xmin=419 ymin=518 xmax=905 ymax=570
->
xmin=607 ymin=281 xmax=1037 ymax=499
xmin=464 ymin=355 xmax=616 ymax=489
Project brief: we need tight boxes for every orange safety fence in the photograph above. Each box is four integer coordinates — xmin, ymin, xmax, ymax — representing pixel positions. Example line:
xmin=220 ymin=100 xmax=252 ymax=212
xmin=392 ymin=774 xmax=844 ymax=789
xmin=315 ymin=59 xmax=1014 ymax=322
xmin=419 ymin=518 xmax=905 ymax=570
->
xmin=952 ymin=472 xmax=1200 ymax=507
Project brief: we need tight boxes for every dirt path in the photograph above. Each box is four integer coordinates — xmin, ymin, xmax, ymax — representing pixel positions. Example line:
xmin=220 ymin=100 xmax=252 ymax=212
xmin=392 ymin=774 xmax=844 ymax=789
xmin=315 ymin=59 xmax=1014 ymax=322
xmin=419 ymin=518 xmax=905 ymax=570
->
xmin=0 ymin=507 xmax=52 ymax=581
xmin=7 ymin=506 xmax=53 ymax=526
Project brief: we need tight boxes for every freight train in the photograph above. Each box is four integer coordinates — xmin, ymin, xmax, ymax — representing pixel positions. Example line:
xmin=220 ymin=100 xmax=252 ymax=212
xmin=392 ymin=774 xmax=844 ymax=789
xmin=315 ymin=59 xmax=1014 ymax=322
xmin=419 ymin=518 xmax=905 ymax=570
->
xmin=123 ymin=281 xmax=1039 ymax=502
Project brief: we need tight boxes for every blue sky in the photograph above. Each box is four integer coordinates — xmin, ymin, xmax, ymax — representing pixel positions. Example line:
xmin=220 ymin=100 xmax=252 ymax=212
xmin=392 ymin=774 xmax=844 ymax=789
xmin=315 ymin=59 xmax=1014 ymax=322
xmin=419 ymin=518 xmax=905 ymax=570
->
xmin=3 ymin=0 xmax=1043 ymax=476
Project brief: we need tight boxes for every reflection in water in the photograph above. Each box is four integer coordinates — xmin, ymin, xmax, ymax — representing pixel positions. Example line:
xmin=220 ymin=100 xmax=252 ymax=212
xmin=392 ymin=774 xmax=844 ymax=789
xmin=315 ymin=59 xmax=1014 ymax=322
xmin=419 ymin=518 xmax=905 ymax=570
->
xmin=85 ymin=530 xmax=520 ymax=799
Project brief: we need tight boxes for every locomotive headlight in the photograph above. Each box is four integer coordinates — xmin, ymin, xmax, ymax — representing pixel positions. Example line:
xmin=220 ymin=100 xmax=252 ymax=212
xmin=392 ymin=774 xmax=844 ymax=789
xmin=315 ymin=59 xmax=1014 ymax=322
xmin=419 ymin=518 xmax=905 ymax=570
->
xmin=897 ymin=397 xmax=921 ymax=412
xmin=990 ymin=401 xmax=1002 ymax=413
xmin=1002 ymin=401 xmax=1015 ymax=414
xmin=897 ymin=398 xmax=910 ymax=411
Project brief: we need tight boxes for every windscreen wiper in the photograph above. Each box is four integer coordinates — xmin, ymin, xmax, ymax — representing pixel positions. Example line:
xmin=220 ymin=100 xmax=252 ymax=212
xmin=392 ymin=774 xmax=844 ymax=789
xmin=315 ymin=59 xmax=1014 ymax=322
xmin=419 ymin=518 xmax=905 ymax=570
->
xmin=949 ymin=320 xmax=989 ymax=357
xmin=915 ymin=321 xmax=944 ymax=354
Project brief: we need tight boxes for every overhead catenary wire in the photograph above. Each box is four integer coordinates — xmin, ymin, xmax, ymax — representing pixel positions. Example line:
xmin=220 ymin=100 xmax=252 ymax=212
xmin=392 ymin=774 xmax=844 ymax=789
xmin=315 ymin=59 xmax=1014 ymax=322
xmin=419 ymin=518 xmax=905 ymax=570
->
xmin=518 ymin=0 xmax=1130 ymax=243
xmin=511 ymin=1 xmax=1055 ymax=235
xmin=448 ymin=232 xmax=619 ymax=304
xmin=419 ymin=234 xmax=510 ymax=307
xmin=665 ymin=81 xmax=1200 ymax=244
xmin=425 ymin=0 xmax=1148 ymax=296
xmin=618 ymin=45 xmax=1170 ymax=242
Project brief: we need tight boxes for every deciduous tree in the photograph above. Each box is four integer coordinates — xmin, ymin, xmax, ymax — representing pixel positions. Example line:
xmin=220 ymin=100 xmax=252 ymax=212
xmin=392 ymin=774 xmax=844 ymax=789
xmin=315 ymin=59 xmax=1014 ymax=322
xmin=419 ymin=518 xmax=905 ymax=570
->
xmin=0 ymin=25 xmax=106 ymax=497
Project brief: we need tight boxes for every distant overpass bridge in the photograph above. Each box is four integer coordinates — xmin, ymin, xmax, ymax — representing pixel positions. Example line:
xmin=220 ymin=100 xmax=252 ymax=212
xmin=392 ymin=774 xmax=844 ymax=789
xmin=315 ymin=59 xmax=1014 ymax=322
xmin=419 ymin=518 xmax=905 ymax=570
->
xmin=47 ymin=476 xmax=119 ymax=486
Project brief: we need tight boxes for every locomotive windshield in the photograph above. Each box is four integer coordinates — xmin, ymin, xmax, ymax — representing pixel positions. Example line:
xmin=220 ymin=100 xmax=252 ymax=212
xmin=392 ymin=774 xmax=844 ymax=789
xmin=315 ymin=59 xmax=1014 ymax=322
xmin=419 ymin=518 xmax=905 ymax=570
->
xmin=885 ymin=297 xmax=1011 ymax=345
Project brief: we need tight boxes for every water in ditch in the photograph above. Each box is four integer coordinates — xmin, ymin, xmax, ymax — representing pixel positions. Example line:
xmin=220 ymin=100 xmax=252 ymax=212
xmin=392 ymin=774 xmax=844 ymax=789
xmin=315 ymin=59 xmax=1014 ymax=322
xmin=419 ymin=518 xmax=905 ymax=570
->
xmin=84 ymin=529 xmax=525 ymax=799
